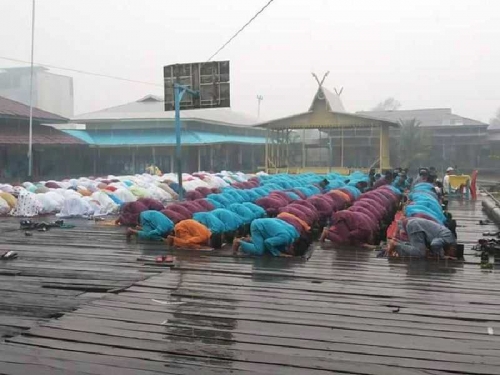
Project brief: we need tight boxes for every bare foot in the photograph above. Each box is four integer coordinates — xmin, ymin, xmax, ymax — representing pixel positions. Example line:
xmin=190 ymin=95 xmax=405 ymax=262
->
xmin=319 ymin=228 xmax=328 ymax=243
xmin=232 ymin=239 xmax=241 ymax=254
xmin=165 ymin=236 xmax=174 ymax=246
xmin=126 ymin=227 xmax=135 ymax=239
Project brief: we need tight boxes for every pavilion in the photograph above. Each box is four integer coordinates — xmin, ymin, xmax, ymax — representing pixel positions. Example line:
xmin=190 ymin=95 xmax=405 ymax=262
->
xmin=256 ymin=76 xmax=399 ymax=174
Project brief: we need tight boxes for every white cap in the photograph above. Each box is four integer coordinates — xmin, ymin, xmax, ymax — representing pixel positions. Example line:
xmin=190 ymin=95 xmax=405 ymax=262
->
xmin=446 ymin=167 xmax=454 ymax=172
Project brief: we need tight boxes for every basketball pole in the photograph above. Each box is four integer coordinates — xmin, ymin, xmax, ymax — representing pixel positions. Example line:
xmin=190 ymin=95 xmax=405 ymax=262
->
xmin=174 ymin=83 xmax=199 ymax=200
xmin=28 ymin=0 xmax=36 ymax=178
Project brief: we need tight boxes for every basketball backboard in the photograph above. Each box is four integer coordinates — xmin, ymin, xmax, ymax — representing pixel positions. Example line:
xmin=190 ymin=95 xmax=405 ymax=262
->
xmin=163 ymin=61 xmax=230 ymax=111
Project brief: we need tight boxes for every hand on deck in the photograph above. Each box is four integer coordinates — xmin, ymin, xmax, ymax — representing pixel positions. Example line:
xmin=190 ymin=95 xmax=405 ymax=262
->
xmin=164 ymin=236 xmax=174 ymax=246
xmin=232 ymin=238 xmax=241 ymax=255
xmin=126 ymin=227 xmax=138 ymax=239
xmin=319 ymin=228 xmax=328 ymax=243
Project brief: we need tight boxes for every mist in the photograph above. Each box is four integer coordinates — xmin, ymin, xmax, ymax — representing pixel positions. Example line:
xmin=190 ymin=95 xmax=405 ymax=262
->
xmin=1 ymin=0 xmax=499 ymax=121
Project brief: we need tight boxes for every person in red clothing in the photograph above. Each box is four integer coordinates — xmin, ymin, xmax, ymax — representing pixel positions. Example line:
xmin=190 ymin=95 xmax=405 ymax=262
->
xmin=137 ymin=198 xmax=164 ymax=211
xmin=116 ymin=201 xmax=148 ymax=226
xmin=320 ymin=210 xmax=375 ymax=246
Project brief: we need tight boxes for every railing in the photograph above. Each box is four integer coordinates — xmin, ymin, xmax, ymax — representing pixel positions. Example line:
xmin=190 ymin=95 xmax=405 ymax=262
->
xmin=483 ymin=189 xmax=500 ymax=207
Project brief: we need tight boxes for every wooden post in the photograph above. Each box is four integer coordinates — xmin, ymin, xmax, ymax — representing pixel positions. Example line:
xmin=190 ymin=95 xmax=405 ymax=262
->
xmin=341 ymin=126 xmax=344 ymax=168
xmin=319 ymin=128 xmax=322 ymax=166
xmin=265 ymin=129 xmax=269 ymax=173
xmin=210 ymin=147 xmax=214 ymax=171
xmin=93 ymin=148 xmax=97 ymax=176
xmin=379 ymin=124 xmax=390 ymax=170
xmin=302 ymin=128 xmax=306 ymax=169
xmin=132 ymin=148 xmax=136 ymax=174
xmin=286 ymin=130 xmax=290 ymax=171
xmin=170 ymin=148 xmax=174 ymax=173
xmin=251 ymin=145 xmax=255 ymax=172
xmin=328 ymin=130 xmax=332 ymax=173
xmin=197 ymin=146 xmax=201 ymax=172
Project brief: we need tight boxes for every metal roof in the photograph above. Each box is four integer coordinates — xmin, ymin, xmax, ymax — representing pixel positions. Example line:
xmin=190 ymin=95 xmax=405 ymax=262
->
xmin=308 ymin=87 xmax=346 ymax=112
xmin=72 ymin=96 xmax=258 ymax=127
xmin=489 ymin=121 xmax=500 ymax=131
xmin=255 ymin=84 xmax=398 ymax=130
xmin=63 ymin=129 xmax=265 ymax=147
xmin=0 ymin=124 xmax=84 ymax=145
xmin=358 ymin=108 xmax=488 ymax=128
xmin=0 ymin=96 xmax=68 ymax=122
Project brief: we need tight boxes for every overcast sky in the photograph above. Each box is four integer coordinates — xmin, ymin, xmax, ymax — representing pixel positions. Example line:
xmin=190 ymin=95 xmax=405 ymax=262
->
xmin=1 ymin=0 xmax=499 ymax=122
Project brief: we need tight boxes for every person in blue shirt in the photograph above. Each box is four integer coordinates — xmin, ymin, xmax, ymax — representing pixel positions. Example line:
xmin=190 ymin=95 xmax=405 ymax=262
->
xmin=228 ymin=203 xmax=255 ymax=224
xmin=192 ymin=212 xmax=226 ymax=234
xmin=233 ymin=218 xmax=303 ymax=257
xmin=210 ymin=208 xmax=245 ymax=232
xmin=192 ymin=211 xmax=234 ymax=249
xmin=241 ymin=202 xmax=266 ymax=219
xmin=126 ymin=210 xmax=174 ymax=241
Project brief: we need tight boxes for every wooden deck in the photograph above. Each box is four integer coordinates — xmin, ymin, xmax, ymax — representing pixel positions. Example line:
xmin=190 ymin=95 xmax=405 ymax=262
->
xmin=1 ymin=198 xmax=499 ymax=374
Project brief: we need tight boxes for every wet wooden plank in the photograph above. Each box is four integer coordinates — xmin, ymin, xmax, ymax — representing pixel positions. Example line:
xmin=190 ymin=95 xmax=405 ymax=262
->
xmin=0 ymin=198 xmax=499 ymax=374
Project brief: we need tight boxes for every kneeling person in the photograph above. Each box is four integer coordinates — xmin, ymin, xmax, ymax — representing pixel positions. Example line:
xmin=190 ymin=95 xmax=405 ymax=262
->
xmin=166 ymin=219 xmax=212 ymax=249
xmin=126 ymin=210 xmax=174 ymax=241
xmin=388 ymin=217 xmax=457 ymax=259
xmin=233 ymin=218 xmax=307 ymax=257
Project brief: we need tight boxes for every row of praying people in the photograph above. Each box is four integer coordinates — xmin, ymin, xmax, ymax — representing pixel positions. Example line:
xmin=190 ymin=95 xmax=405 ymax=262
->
xmin=122 ymin=172 xmax=376 ymax=256
xmin=383 ymin=181 xmax=458 ymax=259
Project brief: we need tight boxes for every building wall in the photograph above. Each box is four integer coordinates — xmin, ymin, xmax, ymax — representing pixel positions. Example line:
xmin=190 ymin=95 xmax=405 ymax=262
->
xmin=36 ymin=72 xmax=74 ymax=117
xmin=0 ymin=69 xmax=74 ymax=117
xmin=79 ymin=144 xmax=265 ymax=177
xmin=287 ymin=124 xmax=492 ymax=173
xmin=0 ymin=71 xmax=32 ymax=105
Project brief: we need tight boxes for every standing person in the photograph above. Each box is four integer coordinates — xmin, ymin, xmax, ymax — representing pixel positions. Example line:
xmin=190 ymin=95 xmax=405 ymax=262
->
xmin=368 ymin=168 xmax=376 ymax=188
xmin=145 ymin=163 xmax=162 ymax=176
xmin=388 ymin=217 xmax=457 ymax=259
xmin=442 ymin=167 xmax=455 ymax=195
xmin=126 ymin=210 xmax=174 ymax=241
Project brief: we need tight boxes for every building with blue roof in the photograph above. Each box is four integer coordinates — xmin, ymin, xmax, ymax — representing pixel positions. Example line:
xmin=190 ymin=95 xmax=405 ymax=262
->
xmin=59 ymin=95 xmax=265 ymax=175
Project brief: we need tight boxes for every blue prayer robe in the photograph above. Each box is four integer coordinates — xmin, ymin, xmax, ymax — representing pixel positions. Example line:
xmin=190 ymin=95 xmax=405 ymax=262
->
xmin=193 ymin=212 xmax=226 ymax=234
xmin=137 ymin=211 xmax=174 ymax=241
xmin=239 ymin=218 xmax=300 ymax=256
xmin=228 ymin=203 xmax=255 ymax=224
xmin=210 ymin=208 xmax=244 ymax=232
xmin=242 ymin=202 xmax=266 ymax=218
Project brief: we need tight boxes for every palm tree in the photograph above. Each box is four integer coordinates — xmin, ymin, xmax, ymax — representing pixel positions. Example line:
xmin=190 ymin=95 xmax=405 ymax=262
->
xmin=397 ymin=118 xmax=431 ymax=170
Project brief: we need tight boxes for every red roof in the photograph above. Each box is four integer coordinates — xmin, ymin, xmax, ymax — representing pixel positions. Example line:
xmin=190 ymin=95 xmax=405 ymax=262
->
xmin=0 ymin=95 xmax=67 ymax=122
xmin=0 ymin=124 xmax=84 ymax=145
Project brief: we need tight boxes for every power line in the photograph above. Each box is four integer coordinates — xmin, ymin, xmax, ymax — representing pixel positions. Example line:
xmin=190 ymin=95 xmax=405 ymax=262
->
xmin=0 ymin=56 xmax=162 ymax=87
xmin=1 ymin=1 xmax=277 ymax=84
xmin=205 ymin=0 xmax=276 ymax=63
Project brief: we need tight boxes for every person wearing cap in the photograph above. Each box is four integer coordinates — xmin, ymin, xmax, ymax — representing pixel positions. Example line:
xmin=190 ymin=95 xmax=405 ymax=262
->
xmin=387 ymin=217 xmax=457 ymax=259
xmin=372 ymin=170 xmax=394 ymax=189
xmin=443 ymin=167 xmax=454 ymax=195
xmin=411 ymin=168 xmax=428 ymax=188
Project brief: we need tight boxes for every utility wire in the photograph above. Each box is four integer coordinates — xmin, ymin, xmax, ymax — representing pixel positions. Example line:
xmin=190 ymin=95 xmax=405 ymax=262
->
xmin=205 ymin=0 xmax=276 ymax=63
xmin=0 ymin=56 xmax=162 ymax=87
xmin=1 ymin=0 xmax=276 ymax=83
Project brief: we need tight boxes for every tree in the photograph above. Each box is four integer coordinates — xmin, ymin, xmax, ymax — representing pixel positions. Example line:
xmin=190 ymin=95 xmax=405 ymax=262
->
xmin=372 ymin=97 xmax=401 ymax=111
xmin=397 ymin=118 xmax=432 ymax=170
xmin=490 ymin=107 xmax=500 ymax=127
